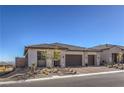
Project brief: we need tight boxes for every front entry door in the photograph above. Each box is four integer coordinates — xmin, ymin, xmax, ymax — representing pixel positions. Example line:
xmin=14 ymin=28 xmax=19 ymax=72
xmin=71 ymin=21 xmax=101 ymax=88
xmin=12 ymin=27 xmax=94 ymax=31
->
xmin=88 ymin=55 xmax=95 ymax=66
xmin=112 ymin=53 xmax=118 ymax=64
xmin=123 ymin=54 xmax=124 ymax=63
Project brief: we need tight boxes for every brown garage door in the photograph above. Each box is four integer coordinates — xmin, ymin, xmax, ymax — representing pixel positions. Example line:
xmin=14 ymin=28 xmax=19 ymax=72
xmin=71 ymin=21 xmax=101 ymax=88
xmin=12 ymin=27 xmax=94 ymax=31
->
xmin=88 ymin=55 xmax=95 ymax=66
xmin=65 ymin=55 xmax=82 ymax=67
xmin=37 ymin=60 xmax=46 ymax=67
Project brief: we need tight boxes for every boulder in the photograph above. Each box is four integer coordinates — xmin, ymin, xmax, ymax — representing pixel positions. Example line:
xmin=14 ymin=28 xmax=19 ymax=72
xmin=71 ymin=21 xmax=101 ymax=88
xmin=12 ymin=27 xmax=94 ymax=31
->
xmin=52 ymin=68 xmax=58 ymax=73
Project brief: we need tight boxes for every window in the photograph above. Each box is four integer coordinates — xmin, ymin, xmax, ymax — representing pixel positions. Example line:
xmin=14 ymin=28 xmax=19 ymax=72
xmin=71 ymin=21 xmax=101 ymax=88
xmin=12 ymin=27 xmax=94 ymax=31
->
xmin=37 ymin=51 xmax=47 ymax=60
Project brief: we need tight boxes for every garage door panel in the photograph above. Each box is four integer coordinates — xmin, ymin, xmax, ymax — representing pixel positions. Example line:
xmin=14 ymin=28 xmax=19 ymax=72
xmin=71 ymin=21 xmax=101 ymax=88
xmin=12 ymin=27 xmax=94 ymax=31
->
xmin=66 ymin=55 xmax=82 ymax=67
xmin=37 ymin=60 xmax=46 ymax=67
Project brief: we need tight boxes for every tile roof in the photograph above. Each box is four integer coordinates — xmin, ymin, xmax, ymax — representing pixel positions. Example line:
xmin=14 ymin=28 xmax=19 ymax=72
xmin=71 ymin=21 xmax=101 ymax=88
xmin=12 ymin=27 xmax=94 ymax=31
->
xmin=91 ymin=44 xmax=124 ymax=50
xmin=51 ymin=43 xmax=86 ymax=50
xmin=24 ymin=43 xmax=86 ymax=55
xmin=26 ymin=42 xmax=86 ymax=50
xmin=24 ymin=43 xmax=124 ymax=55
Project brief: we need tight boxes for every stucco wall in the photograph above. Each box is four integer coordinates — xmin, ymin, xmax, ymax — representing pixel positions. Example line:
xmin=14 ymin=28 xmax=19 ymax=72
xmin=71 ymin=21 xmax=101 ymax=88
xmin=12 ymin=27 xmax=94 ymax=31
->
xmin=100 ymin=49 xmax=110 ymax=63
xmin=100 ymin=46 xmax=123 ymax=64
xmin=60 ymin=50 xmax=65 ymax=67
xmin=27 ymin=49 xmax=101 ymax=67
xmin=28 ymin=49 xmax=37 ymax=67
xmin=96 ymin=52 xmax=101 ymax=66
xmin=85 ymin=52 xmax=100 ymax=66
xmin=46 ymin=49 xmax=54 ymax=67
xmin=109 ymin=47 xmax=122 ymax=53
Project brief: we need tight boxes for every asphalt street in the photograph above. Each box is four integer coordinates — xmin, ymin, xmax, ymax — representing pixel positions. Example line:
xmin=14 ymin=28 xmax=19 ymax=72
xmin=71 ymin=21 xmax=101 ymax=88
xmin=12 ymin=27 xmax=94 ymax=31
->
xmin=0 ymin=72 xmax=124 ymax=87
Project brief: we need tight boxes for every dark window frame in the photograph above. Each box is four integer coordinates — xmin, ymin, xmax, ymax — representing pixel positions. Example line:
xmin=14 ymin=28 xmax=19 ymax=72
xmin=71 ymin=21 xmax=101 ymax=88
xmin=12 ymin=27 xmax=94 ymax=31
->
xmin=37 ymin=51 xmax=47 ymax=61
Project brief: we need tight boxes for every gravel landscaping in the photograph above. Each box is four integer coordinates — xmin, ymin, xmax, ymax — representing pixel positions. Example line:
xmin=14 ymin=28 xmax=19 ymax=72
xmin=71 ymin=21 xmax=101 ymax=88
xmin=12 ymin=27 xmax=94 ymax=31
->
xmin=71 ymin=66 xmax=119 ymax=74
xmin=0 ymin=66 xmax=120 ymax=82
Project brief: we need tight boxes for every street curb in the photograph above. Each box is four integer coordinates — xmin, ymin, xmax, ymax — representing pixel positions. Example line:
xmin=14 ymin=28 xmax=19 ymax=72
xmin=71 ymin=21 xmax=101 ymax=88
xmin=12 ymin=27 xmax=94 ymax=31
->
xmin=0 ymin=70 xmax=124 ymax=85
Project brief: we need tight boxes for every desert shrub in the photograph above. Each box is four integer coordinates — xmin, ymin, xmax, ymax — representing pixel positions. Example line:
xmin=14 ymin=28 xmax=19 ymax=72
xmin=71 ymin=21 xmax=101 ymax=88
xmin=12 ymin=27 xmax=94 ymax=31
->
xmin=100 ymin=60 xmax=107 ymax=66
xmin=118 ymin=65 xmax=124 ymax=70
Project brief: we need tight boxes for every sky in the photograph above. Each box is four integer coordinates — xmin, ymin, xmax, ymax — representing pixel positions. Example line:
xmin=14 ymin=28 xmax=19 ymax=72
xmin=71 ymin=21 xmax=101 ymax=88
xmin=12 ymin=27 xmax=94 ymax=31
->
xmin=0 ymin=5 xmax=124 ymax=62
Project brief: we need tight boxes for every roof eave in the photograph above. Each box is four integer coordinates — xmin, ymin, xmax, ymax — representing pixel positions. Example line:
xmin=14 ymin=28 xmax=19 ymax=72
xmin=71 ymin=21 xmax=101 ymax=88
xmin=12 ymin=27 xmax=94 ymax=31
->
xmin=23 ymin=46 xmax=68 ymax=56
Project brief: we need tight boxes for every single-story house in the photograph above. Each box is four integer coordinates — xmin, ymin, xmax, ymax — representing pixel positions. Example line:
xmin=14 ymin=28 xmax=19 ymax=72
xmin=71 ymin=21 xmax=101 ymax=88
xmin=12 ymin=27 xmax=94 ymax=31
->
xmin=22 ymin=43 xmax=124 ymax=68
xmin=92 ymin=44 xmax=124 ymax=64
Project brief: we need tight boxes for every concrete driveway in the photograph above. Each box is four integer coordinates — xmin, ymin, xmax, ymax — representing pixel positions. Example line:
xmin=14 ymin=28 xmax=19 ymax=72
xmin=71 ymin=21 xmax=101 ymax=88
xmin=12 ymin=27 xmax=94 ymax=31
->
xmin=0 ymin=72 xmax=124 ymax=87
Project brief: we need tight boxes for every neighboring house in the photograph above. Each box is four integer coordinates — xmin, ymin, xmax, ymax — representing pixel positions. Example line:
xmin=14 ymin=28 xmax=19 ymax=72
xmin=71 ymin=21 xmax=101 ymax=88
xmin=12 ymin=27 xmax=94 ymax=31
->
xmin=22 ymin=43 xmax=124 ymax=68
xmin=0 ymin=62 xmax=14 ymax=73
xmin=92 ymin=44 xmax=124 ymax=64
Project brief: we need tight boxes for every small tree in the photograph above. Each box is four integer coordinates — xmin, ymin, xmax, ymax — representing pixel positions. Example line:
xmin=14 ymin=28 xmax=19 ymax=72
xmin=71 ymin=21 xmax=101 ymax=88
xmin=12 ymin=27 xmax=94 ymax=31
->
xmin=45 ymin=46 xmax=61 ymax=67
xmin=41 ymin=51 xmax=47 ymax=60
xmin=52 ymin=46 xmax=61 ymax=61
xmin=53 ymin=51 xmax=61 ymax=61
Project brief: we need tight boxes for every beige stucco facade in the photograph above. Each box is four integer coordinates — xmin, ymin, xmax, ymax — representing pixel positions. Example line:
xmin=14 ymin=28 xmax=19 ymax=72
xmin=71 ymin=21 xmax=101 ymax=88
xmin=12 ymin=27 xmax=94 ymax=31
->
xmin=26 ymin=49 xmax=101 ymax=67
xmin=25 ymin=45 xmax=124 ymax=68
xmin=100 ymin=46 xmax=124 ymax=64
